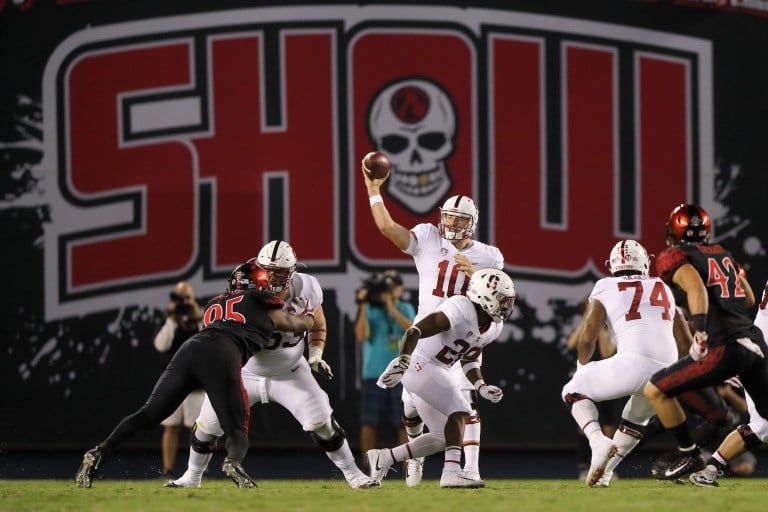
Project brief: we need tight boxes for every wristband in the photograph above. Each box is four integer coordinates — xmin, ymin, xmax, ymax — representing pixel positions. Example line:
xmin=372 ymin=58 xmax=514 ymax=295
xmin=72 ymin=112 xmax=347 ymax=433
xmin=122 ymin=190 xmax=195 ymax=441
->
xmin=406 ymin=326 xmax=422 ymax=337
xmin=474 ymin=379 xmax=486 ymax=391
xmin=462 ymin=360 xmax=481 ymax=373
xmin=691 ymin=314 xmax=707 ymax=332
xmin=308 ymin=345 xmax=323 ymax=360
xmin=369 ymin=194 xmax=383 ymax=206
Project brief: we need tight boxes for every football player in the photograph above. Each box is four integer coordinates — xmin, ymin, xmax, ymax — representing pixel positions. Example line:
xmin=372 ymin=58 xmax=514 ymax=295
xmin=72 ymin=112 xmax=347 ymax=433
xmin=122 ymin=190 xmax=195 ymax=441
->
xmin=369 ymin=268 xmax=514 ymax=488
xmin=561 ymin=240 xmax=685 ymax=487
xmin=688 ymin=278 xmax=768 ymax=487
xmin=363 ymin=158 xmax=504 ymax=486
xmin=166 ymin=241 xmax=378 ymax=490
xmin=644 ymin=204 xmax=768 ymax=483
xmin=75 ymin=260 xmax=315 ymax=488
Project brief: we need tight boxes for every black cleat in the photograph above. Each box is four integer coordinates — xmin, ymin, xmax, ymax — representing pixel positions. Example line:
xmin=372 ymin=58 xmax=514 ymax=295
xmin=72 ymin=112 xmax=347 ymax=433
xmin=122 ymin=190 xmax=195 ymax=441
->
xmin=654 ymin=451 xmax=706 ymax=481
xmin=75 ymin=448 xmax=104 ymax=488
xmin=222 ymin=458 xmax=258 ymax=489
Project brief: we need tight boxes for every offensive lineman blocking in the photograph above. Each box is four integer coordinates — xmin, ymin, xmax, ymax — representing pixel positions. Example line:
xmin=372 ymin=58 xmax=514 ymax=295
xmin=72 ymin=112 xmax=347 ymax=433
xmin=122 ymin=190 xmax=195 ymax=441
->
xmin=167 ymin=241 xmax=378 ymax=489
xmin=561 ymin=240 xmax=687 ymax=487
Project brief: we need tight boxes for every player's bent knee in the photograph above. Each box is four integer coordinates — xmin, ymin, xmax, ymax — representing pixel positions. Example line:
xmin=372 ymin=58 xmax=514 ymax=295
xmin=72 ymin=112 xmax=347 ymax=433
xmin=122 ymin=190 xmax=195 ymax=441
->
xmin=739 ymin=423 xmax=766 ymax=448
xmin=309 ymin=415 xmax=346 ymax=452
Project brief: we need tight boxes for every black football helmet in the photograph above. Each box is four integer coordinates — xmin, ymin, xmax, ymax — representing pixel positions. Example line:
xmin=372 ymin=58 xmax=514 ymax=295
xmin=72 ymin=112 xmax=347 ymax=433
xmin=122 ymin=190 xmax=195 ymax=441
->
xmin=665 ymin=203 xmax=711 ymax=247
xmin=228 ymin=258 xmax=270 ymax=293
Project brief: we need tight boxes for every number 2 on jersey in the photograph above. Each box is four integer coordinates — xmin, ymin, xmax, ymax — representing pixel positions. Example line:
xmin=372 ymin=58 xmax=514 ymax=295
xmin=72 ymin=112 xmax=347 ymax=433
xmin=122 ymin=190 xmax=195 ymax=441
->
xmin=617 ymin=281 xmax=671 ymax=321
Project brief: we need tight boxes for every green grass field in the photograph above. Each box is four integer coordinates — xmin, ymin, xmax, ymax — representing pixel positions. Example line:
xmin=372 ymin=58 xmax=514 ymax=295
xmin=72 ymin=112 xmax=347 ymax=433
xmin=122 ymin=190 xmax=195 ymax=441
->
xmin=3 ymin=478 xmax=768 ymax=512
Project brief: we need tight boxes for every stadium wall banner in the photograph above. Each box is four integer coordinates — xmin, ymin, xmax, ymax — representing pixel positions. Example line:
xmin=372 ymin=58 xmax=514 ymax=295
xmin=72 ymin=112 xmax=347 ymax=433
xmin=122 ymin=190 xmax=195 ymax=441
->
xmin=2 ymin=0 xmax=767 ymax=451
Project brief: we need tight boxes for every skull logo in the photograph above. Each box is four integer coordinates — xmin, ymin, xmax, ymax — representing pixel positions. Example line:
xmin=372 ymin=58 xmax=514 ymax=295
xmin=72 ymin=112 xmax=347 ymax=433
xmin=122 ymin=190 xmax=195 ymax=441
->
xmin=368 ymin=78 xmax=456 ymax=214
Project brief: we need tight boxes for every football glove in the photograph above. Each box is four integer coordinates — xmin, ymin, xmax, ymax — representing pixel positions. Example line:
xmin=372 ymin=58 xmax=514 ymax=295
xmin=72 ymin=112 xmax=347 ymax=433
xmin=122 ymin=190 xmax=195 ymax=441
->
xmin=288 ymin=296 xmax=314 ymax=316
xmin=476 ymin=383 xmax=503 ymax=403
xmin=308 ymin=345 xmax=333 ymax=380
xmin=689 ymin=330 xmax=708 ymax=361
xmin=376 ymin=354 xmax=411 ymax=389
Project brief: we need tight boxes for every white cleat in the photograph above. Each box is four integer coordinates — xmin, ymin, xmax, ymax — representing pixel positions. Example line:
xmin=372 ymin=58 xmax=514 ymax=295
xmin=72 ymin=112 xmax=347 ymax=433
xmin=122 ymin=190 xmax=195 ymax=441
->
xmin=347 ymin=473 xmax=382 ymax=489
xmin=163 ymin=478 xmax=202 ymax=488
xmin=439 ymin=467 xmax=485 ymax=488
xmin=405 ymin=457 xmax=425 ymax=487
xmin=367 ymin=449 xmax=393 ymax=482
xmin=586 ymin=434 xmax=618 ymax=487
xmin=462 ymin=469 xmax=486 ymax=488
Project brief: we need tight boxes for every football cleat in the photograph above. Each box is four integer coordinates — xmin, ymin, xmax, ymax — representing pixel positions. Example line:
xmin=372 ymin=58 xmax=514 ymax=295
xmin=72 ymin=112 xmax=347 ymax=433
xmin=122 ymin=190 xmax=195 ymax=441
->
xmin=405 ymin=457 xmax=425 ymax=487
xmin=347 ymin=473 xmax=382 ymax=489
xmin=367 ymin=449 xmax=394 ymax=482
xmin=439 ymin=467 xmax=485 ymax=488
xmin=655 ymin=451 xmax=706 ymax=481
xmin=689 ymin=464 xmax=721 ymax=488
xmin=586 ymin=434 xmax=617 ymax=487
xmin=163 ymin=478 xmax=202 ymax=489
xmin=222 ymin=459 xmax=258 ymax=489
xmin=75 ymin=447 xmax=104 ymax=488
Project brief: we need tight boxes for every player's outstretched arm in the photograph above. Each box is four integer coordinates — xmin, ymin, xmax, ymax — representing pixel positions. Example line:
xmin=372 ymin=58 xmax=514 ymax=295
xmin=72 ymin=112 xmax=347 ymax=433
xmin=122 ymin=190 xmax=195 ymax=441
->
xmin=270 ymin=307 xmax=315 ymax=333
xmin=361 ymin=158 xmax=410 ymax=251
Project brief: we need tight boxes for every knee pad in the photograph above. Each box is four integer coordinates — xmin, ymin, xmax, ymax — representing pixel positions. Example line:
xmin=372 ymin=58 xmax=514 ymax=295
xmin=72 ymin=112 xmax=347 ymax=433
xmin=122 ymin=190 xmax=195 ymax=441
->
xmin=617 ymin=418 xmax=645 ymax=440
xmin=466 ymin=411 xmax=481 ymax=425
xmin=737 ymin=424 xmax=764 ymax=450
xmin=402 ymin=412 xmax=423 ymax=428
xmin=190 ymin=424 xmax=219 ymax=454
xmin=309 ymin=415 xmax=346 ymax=452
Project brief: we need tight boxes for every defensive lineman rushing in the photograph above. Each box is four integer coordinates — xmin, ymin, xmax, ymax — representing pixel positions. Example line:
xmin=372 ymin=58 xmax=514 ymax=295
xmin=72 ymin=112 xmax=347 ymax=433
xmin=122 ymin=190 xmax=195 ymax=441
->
xmin=167 ymin=241 xmax=379 ymax=489
xmin=644 ymin=204 xmax=768 ymax=483
xmin=362 ymin=156 xmax=504 ymax=486
xmin=687 ymin=278 xmax=768 ymax=487
xmin=370 ymin=268 xmax=515 ymax=488
xmin=76 ymin=260 xmax=315 ymax=488
xmin=561 ymin=240 xmax=686 ymax=487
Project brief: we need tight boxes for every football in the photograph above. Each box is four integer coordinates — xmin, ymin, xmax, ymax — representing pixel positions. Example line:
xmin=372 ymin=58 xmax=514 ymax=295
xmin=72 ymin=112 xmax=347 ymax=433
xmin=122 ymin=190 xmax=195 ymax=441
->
xmin=362 ymin=151 xmax=391 ymax=180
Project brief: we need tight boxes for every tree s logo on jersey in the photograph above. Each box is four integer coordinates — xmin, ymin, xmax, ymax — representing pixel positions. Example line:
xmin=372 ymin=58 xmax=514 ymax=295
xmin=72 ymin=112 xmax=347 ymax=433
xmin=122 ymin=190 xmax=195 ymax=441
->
xmin=367 ymin=78 xmax=456 ymax=215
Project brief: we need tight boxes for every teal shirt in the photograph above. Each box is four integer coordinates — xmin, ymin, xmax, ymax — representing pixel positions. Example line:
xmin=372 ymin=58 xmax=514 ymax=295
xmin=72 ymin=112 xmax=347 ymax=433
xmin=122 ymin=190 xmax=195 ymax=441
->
xmin=362 ymin=301 xmax=416 ymax=379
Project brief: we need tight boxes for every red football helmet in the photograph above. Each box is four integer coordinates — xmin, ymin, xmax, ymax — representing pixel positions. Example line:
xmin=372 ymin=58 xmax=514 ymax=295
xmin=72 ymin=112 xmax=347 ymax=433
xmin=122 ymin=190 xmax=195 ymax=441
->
xmin=228 ymin=258 xmax=270 ymax=293
xmin=665 ymin=204 xmax=711 ymax=246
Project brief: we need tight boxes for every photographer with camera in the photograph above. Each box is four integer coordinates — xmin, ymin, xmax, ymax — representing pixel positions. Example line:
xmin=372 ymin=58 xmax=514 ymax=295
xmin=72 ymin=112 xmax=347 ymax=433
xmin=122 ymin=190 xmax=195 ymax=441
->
xmin=153 ymin=281 xmax=205 ymax=477
xmin=354 ymin=270 xmax=415 ymax=473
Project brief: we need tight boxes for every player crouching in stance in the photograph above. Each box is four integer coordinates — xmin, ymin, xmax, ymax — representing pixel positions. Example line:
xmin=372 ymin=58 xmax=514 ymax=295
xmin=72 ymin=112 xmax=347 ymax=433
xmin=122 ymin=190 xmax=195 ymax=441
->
xmin=561 ymin=240 xmax=685 ymax=487
xmin=165 ymin=241 xmax=378 ymax=490
xmin=370 ymin=268 xmax=515 ymax=488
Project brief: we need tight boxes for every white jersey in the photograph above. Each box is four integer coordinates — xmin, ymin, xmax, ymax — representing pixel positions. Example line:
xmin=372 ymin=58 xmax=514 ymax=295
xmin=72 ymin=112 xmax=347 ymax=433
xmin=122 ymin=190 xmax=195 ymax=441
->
xmin=242 ymin=272 xmax=322 ymax=376
xmin=755 ymin=280 xmax=768 ymax=338
xmin=405 ymin=223 xmax=503 ymax=322
xmin=589 ymin=275 xmax=678 ymax=364
xmin=411 ymin=294 xmax=504 ymax=370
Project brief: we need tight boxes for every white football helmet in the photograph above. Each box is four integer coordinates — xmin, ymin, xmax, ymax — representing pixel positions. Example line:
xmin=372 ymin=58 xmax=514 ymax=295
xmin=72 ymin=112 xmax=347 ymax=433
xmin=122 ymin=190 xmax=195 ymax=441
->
xmin=438 ymin=195 xmax=478 ymax=241
xmin=256 ymin=240 xmax=297 ymax=292
xmin=466 ymin=268 xmax=516 ymax=323
xmin=605 ymin=240 xmax=650 ymax=277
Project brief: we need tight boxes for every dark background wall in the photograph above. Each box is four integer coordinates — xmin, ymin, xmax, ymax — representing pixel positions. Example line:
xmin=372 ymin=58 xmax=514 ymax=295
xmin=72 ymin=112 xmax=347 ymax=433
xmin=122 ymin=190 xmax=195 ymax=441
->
xmin=1 ymin=0 xmax=767 ymax=477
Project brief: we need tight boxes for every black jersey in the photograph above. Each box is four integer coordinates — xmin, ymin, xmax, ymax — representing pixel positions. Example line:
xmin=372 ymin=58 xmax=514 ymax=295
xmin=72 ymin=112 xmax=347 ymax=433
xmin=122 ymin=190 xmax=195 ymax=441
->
xmin=656 ymin=243 xmax=753 ymax=344
xmin=200 ymin=288 xmax=284 ymax=363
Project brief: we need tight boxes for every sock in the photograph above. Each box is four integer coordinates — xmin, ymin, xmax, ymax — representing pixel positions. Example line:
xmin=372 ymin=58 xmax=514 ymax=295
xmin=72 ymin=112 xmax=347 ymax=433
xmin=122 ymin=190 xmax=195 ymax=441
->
xmin=444 ymin=446 xmax=462 ymax=470
xmin=710 ymin=451 xmax=728 ymax=471
xmin=463 ymin=415 xmax=481 ymax=472
xmin=668 ymin=423 xmax=697 ymax=453
xmin=325 ymin=440 xmax=362 ymax=479
xmin=571 ymin=400 xmax=601 ymax=439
